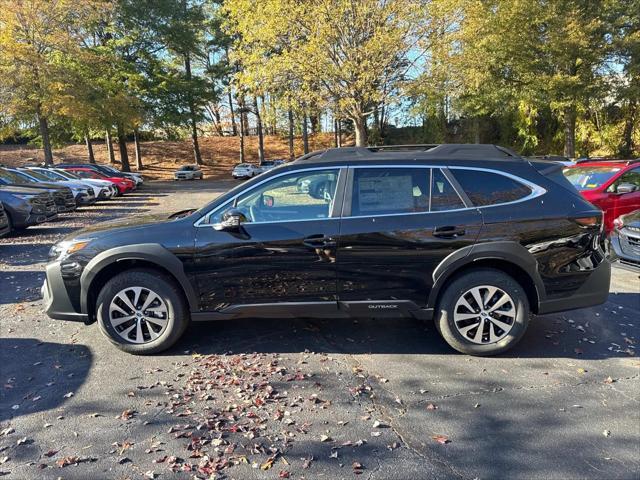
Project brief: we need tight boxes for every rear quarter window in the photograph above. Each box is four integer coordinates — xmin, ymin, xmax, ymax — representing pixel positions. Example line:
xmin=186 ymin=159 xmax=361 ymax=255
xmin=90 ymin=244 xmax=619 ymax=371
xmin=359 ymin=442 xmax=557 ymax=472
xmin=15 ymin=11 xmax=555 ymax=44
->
xmin=452 ymin=169 xmax=532 ymax=206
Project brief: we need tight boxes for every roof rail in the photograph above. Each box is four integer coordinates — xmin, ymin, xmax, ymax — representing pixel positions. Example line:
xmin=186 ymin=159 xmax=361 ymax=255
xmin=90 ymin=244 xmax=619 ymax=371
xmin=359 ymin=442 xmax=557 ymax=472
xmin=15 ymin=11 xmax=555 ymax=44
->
xmin=576 ymin=158 xmax=640 ymax=165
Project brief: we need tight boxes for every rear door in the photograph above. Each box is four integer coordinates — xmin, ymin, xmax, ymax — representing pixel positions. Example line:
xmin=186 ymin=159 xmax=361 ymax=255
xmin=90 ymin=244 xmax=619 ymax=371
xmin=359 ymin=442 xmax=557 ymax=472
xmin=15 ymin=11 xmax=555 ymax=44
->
xmin=336 ymin=166 xmax=482 ymax=315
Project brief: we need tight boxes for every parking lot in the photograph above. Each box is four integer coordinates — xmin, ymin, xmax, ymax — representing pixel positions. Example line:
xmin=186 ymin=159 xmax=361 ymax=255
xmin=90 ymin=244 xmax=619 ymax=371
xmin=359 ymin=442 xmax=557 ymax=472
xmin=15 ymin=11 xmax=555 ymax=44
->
xmin=0 ymin=178 xmax=638 ymax=480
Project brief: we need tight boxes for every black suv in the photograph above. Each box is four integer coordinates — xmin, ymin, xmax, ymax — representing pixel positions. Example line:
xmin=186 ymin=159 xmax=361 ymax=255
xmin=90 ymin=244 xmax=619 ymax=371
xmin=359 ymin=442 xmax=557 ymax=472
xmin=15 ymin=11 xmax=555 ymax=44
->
xmin=43 ymin=145 xmax=610 ymax=355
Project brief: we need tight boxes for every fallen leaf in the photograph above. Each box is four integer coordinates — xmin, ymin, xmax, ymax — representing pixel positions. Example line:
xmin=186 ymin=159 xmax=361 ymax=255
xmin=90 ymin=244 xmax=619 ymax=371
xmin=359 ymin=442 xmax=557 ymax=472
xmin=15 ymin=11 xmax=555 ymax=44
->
xmin=56 ymin=456 xmax=79 ymax=468
xmin=320 ymin=435 xmax=332 ymax=442
xmin=279 ymin=471 xmax=290 ymax=478
xmin=604 ymin=377 xmax=615 ymax=384
xmin=432 ymin=435 xmax=450 ymax=444
xmin=63 ymin=392 xmax=74 ymax=399
xmin=426 ymin=403 xmax=438 ymax=410
xmin=603 ymin=430 xmax=611 ymax=437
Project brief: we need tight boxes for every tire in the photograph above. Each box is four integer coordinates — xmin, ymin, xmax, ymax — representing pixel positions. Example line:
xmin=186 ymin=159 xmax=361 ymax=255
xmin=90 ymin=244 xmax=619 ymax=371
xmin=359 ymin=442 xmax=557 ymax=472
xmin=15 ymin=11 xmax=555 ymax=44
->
xmin=435 ymin=268 xmax=530 ymax=356
xmin=96 ymin=269 xmax=190 ymax=354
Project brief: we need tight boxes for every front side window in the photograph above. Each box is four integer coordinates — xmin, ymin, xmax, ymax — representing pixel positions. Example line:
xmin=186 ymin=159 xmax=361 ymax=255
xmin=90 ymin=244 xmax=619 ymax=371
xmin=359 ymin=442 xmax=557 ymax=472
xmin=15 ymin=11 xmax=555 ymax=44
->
xmin=606 ymin=168 xmax=640 ymax=193
xmin=210 ymin=169 xmax=340 ymax=224
xmin=452 ymin=169 xmax=531 ymax=206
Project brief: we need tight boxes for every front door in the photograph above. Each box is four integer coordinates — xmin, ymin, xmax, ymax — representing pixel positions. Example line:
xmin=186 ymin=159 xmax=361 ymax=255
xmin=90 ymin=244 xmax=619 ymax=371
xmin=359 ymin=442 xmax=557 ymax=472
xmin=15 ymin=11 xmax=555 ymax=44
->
xmin=193 ymin=167 xmax=344 ymax=313
xmin=336 ymin=166 xmax=482 ymax=315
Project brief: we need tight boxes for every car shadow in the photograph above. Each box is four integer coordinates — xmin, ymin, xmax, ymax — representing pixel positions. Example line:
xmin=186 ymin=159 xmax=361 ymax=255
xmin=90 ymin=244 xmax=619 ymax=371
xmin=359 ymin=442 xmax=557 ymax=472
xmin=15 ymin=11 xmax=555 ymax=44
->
xmin=174 ymin=292 xmax=638 ymax=360
xmin=0 ymin=338 xmax=92 ymax=422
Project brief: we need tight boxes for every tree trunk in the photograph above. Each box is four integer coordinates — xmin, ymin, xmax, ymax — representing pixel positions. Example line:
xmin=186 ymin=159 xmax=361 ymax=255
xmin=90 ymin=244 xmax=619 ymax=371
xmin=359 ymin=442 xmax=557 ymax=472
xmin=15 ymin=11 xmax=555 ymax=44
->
xmin=302 ymin=112 xmax=309 ymax=154
xmin=473 ymin=116 xmax=480 ymax=144
xmin=133 ymin=128 xmax=143 ymax=170
xmin=184 ymin=53 xmax=203 ymax=165
xmin=337 ymin=119 xmax=342 ymax=147
xmin=116 ymin=122 xmax=131 ymax=172
xmin=288 ymin=108 xmax=295 ymax=159
xmin=254 ymin=96 xmax=265 ymax=163
xmin=106 ymin=129 xmax=116 ymax=164
xmin=227 ymin=90 xmax=237 ymax=136
xmin=563 ymin=105 xmax=577 ymax=158
xmin=334 ymin=120 xmax=338 ymax=147
xmin=37 ymin=112 xmax=53 ymax=165
xmin=353 ymin=115 xmax=367 ymax=147
xmin=238 ymin=97 xmax=246 ymax=163
xmin=309 ymin=113 xmax=319 ymax=135
xmin=84 ymin=133 xmax=95 ymax=164
xmin=620 ymin=100 xmax=637 ymax=158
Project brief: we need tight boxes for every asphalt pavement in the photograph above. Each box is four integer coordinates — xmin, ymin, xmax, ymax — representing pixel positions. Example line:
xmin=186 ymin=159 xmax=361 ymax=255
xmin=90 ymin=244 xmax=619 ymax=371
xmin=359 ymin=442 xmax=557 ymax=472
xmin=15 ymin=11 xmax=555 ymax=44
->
xmin=0 ymin=179 xmax=638 ymax=480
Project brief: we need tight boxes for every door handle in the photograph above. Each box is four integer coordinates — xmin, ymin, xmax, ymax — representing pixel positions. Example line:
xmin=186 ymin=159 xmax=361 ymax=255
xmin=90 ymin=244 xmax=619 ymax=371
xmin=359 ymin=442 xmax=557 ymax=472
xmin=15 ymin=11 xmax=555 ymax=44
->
xmin=303 ymin=234 xmax=336 ymax=248
xmin=433 ymin=226 xmax=466 ymax=238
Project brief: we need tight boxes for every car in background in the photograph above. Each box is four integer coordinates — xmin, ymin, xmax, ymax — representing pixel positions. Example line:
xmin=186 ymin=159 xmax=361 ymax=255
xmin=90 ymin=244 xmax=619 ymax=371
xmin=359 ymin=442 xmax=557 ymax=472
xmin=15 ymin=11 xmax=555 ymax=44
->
xmin=174 ymin=165 xmax=203 ymax=180
xmin=563 ymin=159 xmax=640 ymax=232
xmin=11 ymin=168 xmax=96 ymax=206
xmin=258 ymin=159 xmax=286 ymax=173
xmin=24 ymin=167 xmax=110 ymax=201
xmin=232 ymin=163 xmax=261 ymax=179
xmin=0 ymin=167 xmax=78 ymax=212
xmin=610 ymin=210 xmax=640 ymax=271
xmin=60 ymin=167 xmax=135 ymax=195
xmin=57 ymin=163 xmax=143 ymax=187
xmin=0 ymin=185 xmax=57 ymax=230
xmin=49 ymin=168 xmax=118 ymax=199
xmin=0 ymin=202 xmax=10 ymax=237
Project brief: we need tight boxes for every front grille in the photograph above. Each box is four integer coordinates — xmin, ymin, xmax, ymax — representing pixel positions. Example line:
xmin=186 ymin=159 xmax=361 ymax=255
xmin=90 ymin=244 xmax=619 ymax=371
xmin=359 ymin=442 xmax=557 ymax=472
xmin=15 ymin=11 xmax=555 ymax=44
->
xmin=0 ymin=207 xmax=7 ymax=226
xmin=620 ymin=229 xmax=640 ymax=257
xmin=87 ymin=187 xmax=95 ymax=197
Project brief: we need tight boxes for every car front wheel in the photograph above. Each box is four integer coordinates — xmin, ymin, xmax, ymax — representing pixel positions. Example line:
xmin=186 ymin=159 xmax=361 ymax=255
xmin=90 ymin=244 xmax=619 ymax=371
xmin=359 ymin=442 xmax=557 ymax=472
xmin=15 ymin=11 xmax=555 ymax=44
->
xmin=96 ymin=269 xmax=189 ymax=354
xmin=435 ymin=268 xmax=530 ymax=356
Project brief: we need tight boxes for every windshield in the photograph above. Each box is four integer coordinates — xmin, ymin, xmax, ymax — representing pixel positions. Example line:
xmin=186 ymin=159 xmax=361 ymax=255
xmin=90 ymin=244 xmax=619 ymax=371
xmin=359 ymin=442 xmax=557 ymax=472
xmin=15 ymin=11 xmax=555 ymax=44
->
xmin=22 ymin=169 xmax=50 ymax=181
xmin=563 ymin=167 xmax=621 ymax=190
xmin=10 ymin=171 xmax=37 ymax=183
xmin=54 ymin=169 xmax=77 ymax=180
xmin=33 ymin=169 xmax=65 ymax=181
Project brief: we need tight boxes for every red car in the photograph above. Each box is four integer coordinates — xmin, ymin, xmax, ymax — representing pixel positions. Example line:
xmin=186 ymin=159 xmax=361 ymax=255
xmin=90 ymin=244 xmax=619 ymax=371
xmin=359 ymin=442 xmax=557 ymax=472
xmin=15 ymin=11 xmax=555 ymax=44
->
xmin=564 ymin=160 xmax=640 ymax=232
xmin=62 ymin=167 xmax=135 ymax=195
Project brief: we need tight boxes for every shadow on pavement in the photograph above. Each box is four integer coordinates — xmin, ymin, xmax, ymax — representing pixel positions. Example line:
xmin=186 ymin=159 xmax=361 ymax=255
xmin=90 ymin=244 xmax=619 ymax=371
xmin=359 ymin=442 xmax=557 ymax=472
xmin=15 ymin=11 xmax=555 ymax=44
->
xmin=0 ymin=338 xmax=92 ymax=422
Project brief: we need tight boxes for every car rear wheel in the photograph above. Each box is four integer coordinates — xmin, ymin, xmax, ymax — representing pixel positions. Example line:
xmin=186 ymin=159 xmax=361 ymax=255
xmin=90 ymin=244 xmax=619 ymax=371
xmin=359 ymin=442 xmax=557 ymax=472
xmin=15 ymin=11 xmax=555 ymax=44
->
xmin=96 ymin=269 xmax=189 ymax=354
xmin=435 ymin=268 xmax=529 ymax=356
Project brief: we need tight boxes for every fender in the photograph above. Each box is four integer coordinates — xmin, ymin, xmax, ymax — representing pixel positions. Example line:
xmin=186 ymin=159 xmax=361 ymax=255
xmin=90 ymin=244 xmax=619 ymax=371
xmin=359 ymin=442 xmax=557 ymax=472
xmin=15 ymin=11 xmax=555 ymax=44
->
xmin=426 ymin=241 xmax=546 ymax=310
xmin=80 ymin=243 xmax=199 ymax=314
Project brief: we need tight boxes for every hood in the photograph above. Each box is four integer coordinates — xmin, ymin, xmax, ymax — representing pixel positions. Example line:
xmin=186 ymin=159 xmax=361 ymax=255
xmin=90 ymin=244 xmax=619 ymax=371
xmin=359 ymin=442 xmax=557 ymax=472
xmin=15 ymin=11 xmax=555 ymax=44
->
xmin=69 ymin=211 xmax=200 ymax=240
xmin=621 ymin=209 xmax=640 ymax=226
xmin=0 ymin=185 xmax=52 ymax=196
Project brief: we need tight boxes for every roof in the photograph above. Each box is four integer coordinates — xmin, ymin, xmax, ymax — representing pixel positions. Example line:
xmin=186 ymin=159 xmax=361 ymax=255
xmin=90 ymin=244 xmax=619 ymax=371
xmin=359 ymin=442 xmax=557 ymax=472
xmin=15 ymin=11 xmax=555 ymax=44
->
xmin=295 ymin=144 xmax=523 ymax=163
xmin=569 ymin=159 xmax=640 ymax=168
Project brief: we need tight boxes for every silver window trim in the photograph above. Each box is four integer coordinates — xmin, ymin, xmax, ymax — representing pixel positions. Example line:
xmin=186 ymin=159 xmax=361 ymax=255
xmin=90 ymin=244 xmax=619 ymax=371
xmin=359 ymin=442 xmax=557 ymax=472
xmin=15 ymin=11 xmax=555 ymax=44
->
xmin=194 ymin=164 xmax=546 ymax=226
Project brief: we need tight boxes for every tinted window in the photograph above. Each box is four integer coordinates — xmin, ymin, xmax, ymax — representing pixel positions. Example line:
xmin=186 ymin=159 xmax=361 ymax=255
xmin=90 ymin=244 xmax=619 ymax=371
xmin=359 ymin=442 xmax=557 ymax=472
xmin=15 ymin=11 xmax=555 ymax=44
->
xmin=352 ymin=168 xmax=430 ymax=216
xmin=452 ymin=169 xmax=531 ymax=206
xmin=564 ymin=166 xmax=621 ymax=190
xmin=431 ymin=169 xmax=465 ymax=211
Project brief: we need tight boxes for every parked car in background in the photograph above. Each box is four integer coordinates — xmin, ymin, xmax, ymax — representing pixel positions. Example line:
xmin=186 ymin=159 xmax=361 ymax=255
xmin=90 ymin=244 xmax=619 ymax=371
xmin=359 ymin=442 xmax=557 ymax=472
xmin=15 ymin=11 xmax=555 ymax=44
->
xmin=0 ymin=167 xmax=78 ymax=212
xmin=174 ymin=165 xmax=203 ymax=180
xmin=60 ymin=167 xmax=135 ymax=195
xmin=0 ymin=202 xmax=10 ymax=237
xmin=258 ymin=159 xmax=286 ymax=173
xmin=12 ymin=167 xmax=95 ymax=207
xmin=232 ymin=163 xmax=261 ymax=179
xmin=43 ymin=144 xmax=610 ymax=357
xmin=24 ymin=167 xmax=106 ymax=202
xmin=57 ymin=163 xmax=143 ymax=187
xmin=610 ymin=210 xmax=640 ymax=271
xmin=563 ymin=159 xmax=640 ymax=232
xmin=49 ymin=168 xmax=118 ymax=199
xmin=0 ymin=185 xmax=57 ymax=230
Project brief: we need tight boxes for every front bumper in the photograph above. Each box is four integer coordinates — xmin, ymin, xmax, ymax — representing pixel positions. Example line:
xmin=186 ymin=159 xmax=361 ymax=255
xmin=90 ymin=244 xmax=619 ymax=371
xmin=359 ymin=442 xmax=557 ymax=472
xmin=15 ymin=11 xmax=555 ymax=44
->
xmin=42 ymin=261 xmax=89 ymax=323
xmin=76 ymin=193 xmax=97 ymax=205
xmin=537 ymin=260 xmax=611 ymax=315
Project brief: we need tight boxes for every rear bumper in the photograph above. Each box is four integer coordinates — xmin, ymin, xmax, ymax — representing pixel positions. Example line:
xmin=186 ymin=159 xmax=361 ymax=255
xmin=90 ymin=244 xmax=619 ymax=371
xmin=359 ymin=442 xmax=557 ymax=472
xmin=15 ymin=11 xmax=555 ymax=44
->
xmin=42 ymin=262 xmax=89 ymax=323
xmin=537 ymin=260 xmax=611 ymax=314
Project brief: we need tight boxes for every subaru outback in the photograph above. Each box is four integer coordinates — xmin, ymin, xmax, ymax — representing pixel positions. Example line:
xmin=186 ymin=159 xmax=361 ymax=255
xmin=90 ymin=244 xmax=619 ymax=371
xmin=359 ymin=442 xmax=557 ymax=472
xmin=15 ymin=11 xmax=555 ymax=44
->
xmin=43 ymin=144 xmax=610 ymax=356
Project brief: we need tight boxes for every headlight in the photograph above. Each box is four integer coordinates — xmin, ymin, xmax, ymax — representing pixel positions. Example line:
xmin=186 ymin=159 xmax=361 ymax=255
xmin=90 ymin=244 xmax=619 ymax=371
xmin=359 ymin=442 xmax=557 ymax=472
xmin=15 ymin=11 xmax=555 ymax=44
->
xmin=49 ymin=239 xmax=92 ymax=259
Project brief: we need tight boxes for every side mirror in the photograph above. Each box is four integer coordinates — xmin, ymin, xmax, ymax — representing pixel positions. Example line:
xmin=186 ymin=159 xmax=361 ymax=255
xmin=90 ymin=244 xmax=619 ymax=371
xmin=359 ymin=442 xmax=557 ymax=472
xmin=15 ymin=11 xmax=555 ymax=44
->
xmin=213 ymin=208 xmax=248 ymax=232
xmin=616 ymin=183 xmax=637 ymax=194
xmin=262 ymin=194 xmax=275 ymax=208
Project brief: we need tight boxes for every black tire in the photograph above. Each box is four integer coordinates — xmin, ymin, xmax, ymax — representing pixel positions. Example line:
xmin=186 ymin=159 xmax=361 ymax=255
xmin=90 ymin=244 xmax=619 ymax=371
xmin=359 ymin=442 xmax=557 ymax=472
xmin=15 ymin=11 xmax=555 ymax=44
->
xmin=435 ymin=268 xmax=530 ymax=356
xmin=96 ymin=269 xmax=190 ymax=354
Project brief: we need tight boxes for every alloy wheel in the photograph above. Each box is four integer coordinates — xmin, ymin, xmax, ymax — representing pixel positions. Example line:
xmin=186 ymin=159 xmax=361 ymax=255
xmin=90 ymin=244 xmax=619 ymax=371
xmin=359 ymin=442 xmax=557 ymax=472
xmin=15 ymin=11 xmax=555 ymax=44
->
xmin=453 ymin=285 xmax=516 ymax=344
xmin=108 ymin=286 xmax=169 ymax=344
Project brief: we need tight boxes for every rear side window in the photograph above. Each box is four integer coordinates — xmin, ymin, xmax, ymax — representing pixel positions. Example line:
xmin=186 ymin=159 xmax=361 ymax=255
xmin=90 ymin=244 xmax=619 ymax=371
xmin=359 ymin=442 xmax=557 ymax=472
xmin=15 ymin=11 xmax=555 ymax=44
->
xmin=452 ymin=169 xmax=531 ymax=206
xmin=351 ymin=168 xmax=464 ymax=216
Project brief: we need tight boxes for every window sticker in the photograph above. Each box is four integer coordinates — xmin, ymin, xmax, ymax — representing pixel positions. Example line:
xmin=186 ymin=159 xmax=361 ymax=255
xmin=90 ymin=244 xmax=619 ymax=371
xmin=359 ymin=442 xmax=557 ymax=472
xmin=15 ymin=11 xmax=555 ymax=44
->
xmin=358 ymin=175 xmax=414 ymax=212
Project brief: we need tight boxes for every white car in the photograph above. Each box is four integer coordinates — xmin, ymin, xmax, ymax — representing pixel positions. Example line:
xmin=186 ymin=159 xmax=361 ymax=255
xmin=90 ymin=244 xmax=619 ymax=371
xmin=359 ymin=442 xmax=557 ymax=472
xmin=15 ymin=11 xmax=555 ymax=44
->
xmin=258 ymin=159 xmax=286 ymax=173
xmin=174 ymin=165 xmax=203 ymax=180
xmin=52 ymin=168 xmax=118 ymax=199
xmin=232 ymin=163 xmax=261 ymax=179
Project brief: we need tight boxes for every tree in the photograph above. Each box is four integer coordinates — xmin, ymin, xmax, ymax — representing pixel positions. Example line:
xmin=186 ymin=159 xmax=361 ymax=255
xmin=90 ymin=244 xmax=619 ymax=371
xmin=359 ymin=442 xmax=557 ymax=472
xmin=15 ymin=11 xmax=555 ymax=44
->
xmin=224 ymin=0 xmax=420 ymax=146
xmin=0 ymin=0 xmax=108 ymax=164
